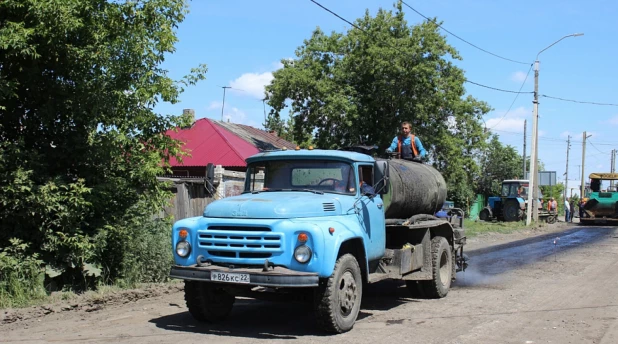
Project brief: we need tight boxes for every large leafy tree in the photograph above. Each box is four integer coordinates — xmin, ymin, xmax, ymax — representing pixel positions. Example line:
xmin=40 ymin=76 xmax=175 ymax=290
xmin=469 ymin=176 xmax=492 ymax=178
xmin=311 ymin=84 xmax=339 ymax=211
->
xmin=476 ymin=135 xmax=524 ymax=199
xmin=0 ymin=0 xmax=206 ymax=287
xmin=265 ymin=2 xmax=490 ymax=206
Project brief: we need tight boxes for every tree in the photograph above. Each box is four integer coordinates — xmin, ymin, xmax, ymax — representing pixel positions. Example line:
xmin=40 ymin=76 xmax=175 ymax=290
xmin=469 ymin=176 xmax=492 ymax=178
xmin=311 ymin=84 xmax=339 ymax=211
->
xmin=265 ymin=1 xmax=490 ymax=206
xmin=476 ymin=135 xmax=522 ymax=199
xmin=0 ymin=0 xmax=206 ymax=289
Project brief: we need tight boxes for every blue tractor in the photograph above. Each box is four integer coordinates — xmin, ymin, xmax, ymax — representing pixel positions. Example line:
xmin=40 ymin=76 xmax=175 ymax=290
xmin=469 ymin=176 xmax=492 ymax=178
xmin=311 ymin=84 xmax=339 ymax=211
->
xmin=479 ymin=180 xmax=541 ymax=222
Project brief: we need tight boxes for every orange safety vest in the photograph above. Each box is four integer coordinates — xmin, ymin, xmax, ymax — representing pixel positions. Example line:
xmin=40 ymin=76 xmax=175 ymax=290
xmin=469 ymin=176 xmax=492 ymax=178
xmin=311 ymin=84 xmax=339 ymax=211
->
xmin=397 ymin=134 xmax=419 ymax=157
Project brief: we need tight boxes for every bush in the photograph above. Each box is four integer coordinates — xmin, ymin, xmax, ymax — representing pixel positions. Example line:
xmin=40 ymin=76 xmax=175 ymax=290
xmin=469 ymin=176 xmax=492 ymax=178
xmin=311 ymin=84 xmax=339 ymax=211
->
xmin=94 ymin=213 xmax=173 ymax=288
xmin=0 ymin=239 xmax=47 ymax=308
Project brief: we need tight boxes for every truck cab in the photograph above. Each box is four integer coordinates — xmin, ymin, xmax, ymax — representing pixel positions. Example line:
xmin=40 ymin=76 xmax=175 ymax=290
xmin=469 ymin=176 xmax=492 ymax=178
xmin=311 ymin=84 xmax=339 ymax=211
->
xmin=170 ymin=149 xmax=465 ymax=333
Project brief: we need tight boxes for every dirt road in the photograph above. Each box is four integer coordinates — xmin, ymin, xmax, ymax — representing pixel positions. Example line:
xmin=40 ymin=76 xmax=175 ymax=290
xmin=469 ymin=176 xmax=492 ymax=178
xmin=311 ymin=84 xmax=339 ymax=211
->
xmin=2 ymin=224 xmax=617 ymax=344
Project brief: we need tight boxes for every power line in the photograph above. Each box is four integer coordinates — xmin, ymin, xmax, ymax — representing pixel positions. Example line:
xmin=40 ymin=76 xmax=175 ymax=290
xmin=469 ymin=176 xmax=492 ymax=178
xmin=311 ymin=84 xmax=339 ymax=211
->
xmin=588 ymin=141 xmax=608 ymax=155
xmin=465 ymin=79 xmax=533 ymax=94
xmin=540 ymin=94 xmax=618 ymax=107
xmin=487 ymin=63 xmax=534 ymax=129
xmin=309 ymin=0 xmax=361 ymax=30
xmin=308 ymin=0 xmax=532 ymax=95
xmin=400 ymin=1 xmax=530 ymax=65
xmin=489 ymin=128 xmax=567 ymax=142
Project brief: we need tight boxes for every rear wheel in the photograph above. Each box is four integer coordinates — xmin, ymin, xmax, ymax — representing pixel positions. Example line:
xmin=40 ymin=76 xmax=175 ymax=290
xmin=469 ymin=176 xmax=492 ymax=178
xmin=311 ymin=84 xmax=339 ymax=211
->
xmin=422 ymin=236 xmax=453 ymax=299
xmin=503 ymin=200 xmax=523 ymax=222
xmin=184 ymin=281 xmax=235 ymax=322
xmin=479 ymin=208 xmax=491 ymax=221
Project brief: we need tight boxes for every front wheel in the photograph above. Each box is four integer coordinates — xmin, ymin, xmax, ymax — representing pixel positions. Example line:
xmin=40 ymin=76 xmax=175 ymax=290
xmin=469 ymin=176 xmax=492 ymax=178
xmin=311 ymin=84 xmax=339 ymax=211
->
xmin=479 ymin=208 xmax=491 ymax=221
xmin=184 ymin=281 xmax=235 ymax=322
xmin=314 ymin=254 xmax=363 ymax=333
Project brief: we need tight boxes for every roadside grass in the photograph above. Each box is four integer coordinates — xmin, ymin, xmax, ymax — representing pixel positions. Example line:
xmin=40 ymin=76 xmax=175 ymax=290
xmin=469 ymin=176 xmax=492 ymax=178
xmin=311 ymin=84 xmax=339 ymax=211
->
xmin=464 ymin=219 xmax=539 ymax=238
xmin=0 ymin=280 xmax=183 ymax=310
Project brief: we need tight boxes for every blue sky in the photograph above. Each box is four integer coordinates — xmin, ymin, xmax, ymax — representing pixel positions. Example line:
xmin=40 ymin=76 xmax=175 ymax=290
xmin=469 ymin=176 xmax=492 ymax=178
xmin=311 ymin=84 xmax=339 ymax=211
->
xmin=155 ymin=0 xmax=618 ymax=196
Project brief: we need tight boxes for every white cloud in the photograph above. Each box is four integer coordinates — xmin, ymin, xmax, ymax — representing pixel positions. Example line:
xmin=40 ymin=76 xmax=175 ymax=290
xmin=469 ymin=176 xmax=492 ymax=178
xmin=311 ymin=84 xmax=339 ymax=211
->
xmin=485 ymin=106 xmax=530 ymax=132
xmin=596 ymin=164 xmax=604 ymax=169
xmin=538 ymin=130 xmax=547 ymax=137
xmin=560 ymin=131 xmax=571 ymax=138
xmin=230 ymin=72 xmax=275 ymax=99
xmin=486 ymin=117 xmax=526 ymax=132
xmin=221 ymin=107 xmax=247 ymax=124
xmin=207 ymin=101 xmax=222 ymax=110
xmin=511 ymin=71 xmax=529 ymax=83
xmin=605 ymin=115 xmax=618 ymax=125
xmin=228 ymin=60 xmax=289 ymax=99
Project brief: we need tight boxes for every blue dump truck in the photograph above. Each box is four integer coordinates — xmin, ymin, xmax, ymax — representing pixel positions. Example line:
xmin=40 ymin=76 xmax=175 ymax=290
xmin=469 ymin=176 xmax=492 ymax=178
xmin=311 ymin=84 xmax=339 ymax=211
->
xmin=170 ymin=148 xmax=467 ymax=333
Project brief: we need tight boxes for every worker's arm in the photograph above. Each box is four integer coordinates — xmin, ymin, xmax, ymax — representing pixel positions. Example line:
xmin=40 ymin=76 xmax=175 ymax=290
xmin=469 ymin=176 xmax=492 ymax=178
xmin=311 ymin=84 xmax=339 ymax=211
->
xmin=386 ymin=136 xmax=398 ymax=152
xmin=415 ymin=137 xmax=427 ymax=158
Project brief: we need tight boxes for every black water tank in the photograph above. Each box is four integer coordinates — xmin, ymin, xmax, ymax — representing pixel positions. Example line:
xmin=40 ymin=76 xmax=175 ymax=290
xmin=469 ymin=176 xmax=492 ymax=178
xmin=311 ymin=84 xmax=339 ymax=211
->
xmin=383 ymin=159 xmax=447 ymax=219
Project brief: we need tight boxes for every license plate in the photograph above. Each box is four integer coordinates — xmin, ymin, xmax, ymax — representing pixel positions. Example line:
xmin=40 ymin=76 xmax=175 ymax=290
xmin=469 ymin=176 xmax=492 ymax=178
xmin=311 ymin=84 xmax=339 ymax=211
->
xmin=210 ymin=272 xmax=250 ymax=284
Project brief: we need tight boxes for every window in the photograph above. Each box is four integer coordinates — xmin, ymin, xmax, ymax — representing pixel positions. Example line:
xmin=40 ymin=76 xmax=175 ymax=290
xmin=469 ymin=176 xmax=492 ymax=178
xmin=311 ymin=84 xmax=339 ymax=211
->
xmin=501 ymin=183 xmax=510 ymax=197
xmin=245 ymin=160 xmax=355 ymax=194
xmin=358 ymin=165 xmax=375 ymax=195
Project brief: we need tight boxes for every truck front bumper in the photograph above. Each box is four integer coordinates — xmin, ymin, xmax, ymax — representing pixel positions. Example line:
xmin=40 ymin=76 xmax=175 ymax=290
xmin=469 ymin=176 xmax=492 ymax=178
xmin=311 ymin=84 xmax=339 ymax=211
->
xmin=170 ymin=265 xmax=319 ymax=288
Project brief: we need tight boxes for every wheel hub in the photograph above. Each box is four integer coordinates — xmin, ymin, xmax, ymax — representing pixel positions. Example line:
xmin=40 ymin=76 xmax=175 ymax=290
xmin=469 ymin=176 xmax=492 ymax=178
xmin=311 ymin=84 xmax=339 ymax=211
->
xmin=338 ymin=271 xmax=357 ymax=316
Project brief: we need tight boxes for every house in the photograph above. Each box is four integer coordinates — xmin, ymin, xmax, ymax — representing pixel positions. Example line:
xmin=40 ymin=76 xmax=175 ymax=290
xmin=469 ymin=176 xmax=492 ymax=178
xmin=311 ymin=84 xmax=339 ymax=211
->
xmin=157 ymin=109 xmax=298 ymax=220
xmin=165 ymin=109 xmax=297 ymax=177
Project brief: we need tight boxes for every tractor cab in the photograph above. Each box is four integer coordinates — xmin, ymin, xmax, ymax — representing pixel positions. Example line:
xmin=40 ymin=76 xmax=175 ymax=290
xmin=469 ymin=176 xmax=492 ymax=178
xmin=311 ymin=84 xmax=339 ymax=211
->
xmin=480 ymin=180 xmax=543 ymax=222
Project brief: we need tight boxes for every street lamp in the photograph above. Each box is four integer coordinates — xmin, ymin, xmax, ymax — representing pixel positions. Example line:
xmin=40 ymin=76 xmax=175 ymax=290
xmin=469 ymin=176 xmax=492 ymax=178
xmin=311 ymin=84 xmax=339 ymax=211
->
xmin=526 ymin=33 xmax=583 ymax=225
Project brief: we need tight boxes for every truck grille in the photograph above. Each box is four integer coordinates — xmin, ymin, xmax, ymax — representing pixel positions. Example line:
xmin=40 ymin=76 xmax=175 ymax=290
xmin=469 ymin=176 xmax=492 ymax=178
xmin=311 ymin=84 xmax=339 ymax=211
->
xmin=198 ymin=226 xmax=282 ymax=259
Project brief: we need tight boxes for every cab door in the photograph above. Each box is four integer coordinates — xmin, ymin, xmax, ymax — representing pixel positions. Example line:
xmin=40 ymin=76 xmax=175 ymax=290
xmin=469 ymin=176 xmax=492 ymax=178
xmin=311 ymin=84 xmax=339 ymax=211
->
xmin=356 ymin=164 xmax=385 ymax=261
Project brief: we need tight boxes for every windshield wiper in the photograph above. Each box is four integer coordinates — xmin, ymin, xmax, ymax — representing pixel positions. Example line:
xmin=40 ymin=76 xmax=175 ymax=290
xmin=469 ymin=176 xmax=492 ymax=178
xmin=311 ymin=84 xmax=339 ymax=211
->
xmin=246 ymin=188 xmax=283 ymax=194
xmin=290 ymin=189 xmax=324 ymax=195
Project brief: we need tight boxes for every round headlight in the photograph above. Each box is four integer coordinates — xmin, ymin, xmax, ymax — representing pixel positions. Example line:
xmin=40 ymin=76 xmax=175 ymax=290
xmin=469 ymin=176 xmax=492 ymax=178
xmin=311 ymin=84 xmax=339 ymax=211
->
xmin=294 ymin=245 xmax=312 ymax=264
xmin=176 ymin=241 xmax=191 ymax=258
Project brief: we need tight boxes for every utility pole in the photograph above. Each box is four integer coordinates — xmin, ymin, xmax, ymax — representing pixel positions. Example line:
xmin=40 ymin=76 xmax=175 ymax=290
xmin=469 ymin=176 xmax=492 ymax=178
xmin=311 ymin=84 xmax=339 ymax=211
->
xmin=522 ymin=119 xmax=527 ymax=178
xmin=527 ymin=61 xmax=540 ymax=224
xmin=564 ymin=135 xmax=571 ymax=200
xmin=581 ymin=132 xmax=592 ymax=199
xmin=526 ymin=33 xmax=583 ymax=226
xmin=611 ymin=149 xmax=616 ymax=190
xmin=220 ymin=86 xmax=231 ymax=121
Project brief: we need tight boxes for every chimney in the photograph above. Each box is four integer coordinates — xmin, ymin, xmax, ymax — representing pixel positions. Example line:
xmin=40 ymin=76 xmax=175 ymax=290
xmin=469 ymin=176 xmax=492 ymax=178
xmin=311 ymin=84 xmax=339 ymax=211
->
xmin=269 ymin=130 xmax=277 ymax=137
xmin=182 ymin=109 xmax=195 ymax=127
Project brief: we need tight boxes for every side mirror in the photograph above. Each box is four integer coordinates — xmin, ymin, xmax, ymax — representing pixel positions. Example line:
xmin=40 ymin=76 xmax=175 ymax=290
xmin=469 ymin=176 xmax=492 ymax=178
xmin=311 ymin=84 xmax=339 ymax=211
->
xmin=374 ymin=160 xmax=389 ymax=195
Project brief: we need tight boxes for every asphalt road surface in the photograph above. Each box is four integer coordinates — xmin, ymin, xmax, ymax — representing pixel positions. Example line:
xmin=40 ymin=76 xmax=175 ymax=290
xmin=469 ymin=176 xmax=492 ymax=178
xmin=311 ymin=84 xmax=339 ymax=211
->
xmin=2 ymin=224 xmax=617 ymax=344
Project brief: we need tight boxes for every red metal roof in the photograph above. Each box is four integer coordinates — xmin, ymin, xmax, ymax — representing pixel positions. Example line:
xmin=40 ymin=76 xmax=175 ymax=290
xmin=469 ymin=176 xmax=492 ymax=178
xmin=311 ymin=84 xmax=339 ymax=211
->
xmin=166 ymin=118 xmax=260 ymax=167
xmin=215 ymin=121 xmax=297 ymax=150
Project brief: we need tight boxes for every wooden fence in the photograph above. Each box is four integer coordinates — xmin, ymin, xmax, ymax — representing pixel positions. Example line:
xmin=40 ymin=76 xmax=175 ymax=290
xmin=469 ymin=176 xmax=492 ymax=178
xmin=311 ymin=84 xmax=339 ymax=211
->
xmin=156 ymin=166 xmax=263 ymax=222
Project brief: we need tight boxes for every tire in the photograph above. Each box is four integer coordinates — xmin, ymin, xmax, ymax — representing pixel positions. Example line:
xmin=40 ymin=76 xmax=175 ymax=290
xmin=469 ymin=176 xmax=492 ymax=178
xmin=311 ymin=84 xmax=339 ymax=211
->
xmin=547 ymin=214 xmax=557 ymax=224
xmin=503 ymin=200 xmax=523 ymax=222
xmin=422 ymin=236 xmax=453 ymax=299
xmin=184 ymin=281 xmax=235 ymax=322
xmin=479 ymin=208 xmax=491 ymax=221
xmin=314 ymin=254 xmax=363 ymax=333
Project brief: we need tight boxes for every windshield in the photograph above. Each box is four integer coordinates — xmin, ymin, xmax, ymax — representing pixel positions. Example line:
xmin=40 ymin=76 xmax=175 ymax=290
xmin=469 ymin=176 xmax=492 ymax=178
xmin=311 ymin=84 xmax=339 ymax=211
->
xmin=245 ymin=160 xmax=356 ymax=195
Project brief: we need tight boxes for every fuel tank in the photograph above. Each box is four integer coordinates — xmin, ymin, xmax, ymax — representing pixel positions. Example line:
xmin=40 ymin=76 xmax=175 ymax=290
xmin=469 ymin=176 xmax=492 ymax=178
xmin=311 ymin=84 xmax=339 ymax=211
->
xmin=383 ymin=159 xmax=447 ymax=219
